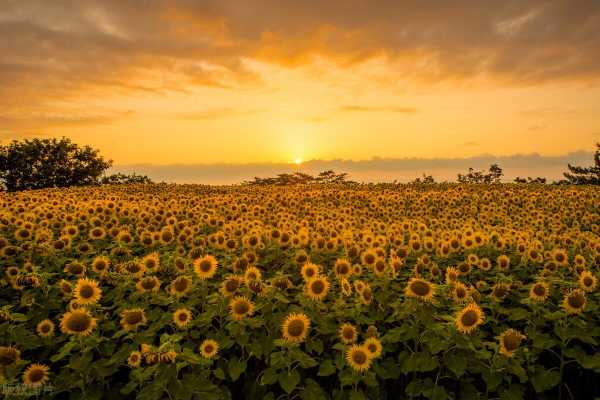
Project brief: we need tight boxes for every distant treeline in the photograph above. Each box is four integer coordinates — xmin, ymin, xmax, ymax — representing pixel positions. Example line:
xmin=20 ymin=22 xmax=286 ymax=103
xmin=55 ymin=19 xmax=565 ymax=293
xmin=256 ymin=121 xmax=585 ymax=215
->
xmin=0 ymin=138 xmax=598 ymax=191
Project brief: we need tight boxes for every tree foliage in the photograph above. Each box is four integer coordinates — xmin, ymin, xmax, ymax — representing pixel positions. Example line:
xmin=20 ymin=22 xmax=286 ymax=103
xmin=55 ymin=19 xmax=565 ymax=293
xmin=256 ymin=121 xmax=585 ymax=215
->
xmin=101 ymin=173 xmax=153 ymax=185
xmin=563 ymin=143 xmax=600 ymax=185
xmin=514 ymin=176 xmax=547 ymax=184
xmin=458 ymin=164 xmax=503 ymax=184
xmin=409 ymin=174 xmax=436 ymax=184
xmin=245 ymin=170 xmax=353 ymax=186
xmin=0 ymin=137 xmax=112 ymax=191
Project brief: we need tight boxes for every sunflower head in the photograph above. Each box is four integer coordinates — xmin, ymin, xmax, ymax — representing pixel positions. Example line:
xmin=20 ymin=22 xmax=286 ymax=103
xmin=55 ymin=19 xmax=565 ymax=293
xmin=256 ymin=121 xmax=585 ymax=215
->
xmin=74 ymin=278 xmax=102 ymax=305
xmin=120 ymin=308 xmax=147 ymax=331
xmin=300 ymin=262 xmax=319 ymax=281
xmin=199 ymin=339 xmax=219 ymax=359
xmin=0 ymin=345 xmax=21 ymax=367
xmin=282 ymin=313 xmax=310 ymax=343
xmin=170 ymin=276 xmax=192 ymax=297
xmin=455 ymin=303 xmax=485 ymax=334
xmin=305 ymin=277 xmax=330 ymax=301
xmin=173 ymin=308 xmax=193 ymax=328
xmin=36 ymin=319 xmax=55 ymax=338
xmin=562 ymin=289 xmax=587 ymax=314
xmin=579 ymin=271 xmax=597 ymax=292
xmin=498 ymin=329 xmax=526 ymax=358
xmin=345 ymin=344 xmax=372 ymax=372
xmin=23 ymin=363 xmax=50 ymax=387
xmin=529 ymin=281 xmax=550 ymax=302
xmin=339 ymin=323 xmax=358 ymax=344
xmin=128 ymin=351 xmax=142 ymax=368
xmin=194 ymin=255 xmax=218 ymax=280
xmin=228 ymin=296 xmax=255 ymax=320
xmin=363 ymin=337 xmax=383 ymax=359
xmin=405 ymin=277 xmax=435 ymax=301
xmin=60 ymin=309 xmax=97 ymax=336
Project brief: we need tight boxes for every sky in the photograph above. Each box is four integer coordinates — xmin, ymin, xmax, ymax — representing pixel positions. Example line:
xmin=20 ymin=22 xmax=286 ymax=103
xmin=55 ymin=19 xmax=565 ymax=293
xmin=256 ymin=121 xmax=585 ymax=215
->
xmin=1 ymin=1 xmax=600 ymax=183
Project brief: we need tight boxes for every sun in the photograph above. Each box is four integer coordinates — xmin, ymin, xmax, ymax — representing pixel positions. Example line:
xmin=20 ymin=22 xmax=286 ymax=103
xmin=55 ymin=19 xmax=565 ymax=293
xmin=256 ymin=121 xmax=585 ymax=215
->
xmin=294 ymin=158 xmax=303 ymax=165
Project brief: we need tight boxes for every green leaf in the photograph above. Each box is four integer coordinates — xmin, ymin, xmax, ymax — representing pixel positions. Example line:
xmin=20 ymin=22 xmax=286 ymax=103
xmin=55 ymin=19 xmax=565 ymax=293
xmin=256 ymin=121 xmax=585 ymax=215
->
xmin=317 ymin=359 xmax=336 ymax=376
xmin=50 ymin=341 xmax=77 ymax=362
xmin=260 ymin=367 xmax=279 ymax=385
xmin=228 ymin=359 xmax=247 ymax=381
xmin=444 ymin=353 xmax=467 ymax=377
xmin=349 ymin=390 xmax=367 ymax=400
xmin=214 ymin=368 xmax=226 ymax=380
xmin=531 ymin=369 xmax=560 ymax=393
xmin=290 ymin=349 xmax=318 ymax=368
xmin=278 ymin=370 xmax=300 ymax=394
xmin=499 ymin=384 xmax=525 ymax=400
xmin=300 ymin=378 xmax=328 ymax=400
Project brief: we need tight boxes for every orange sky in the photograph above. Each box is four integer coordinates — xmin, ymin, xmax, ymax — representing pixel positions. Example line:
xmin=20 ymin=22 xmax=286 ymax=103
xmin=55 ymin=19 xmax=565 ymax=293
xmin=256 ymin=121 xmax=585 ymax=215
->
xmin=1 ymin=1 xmax=599 ymax=174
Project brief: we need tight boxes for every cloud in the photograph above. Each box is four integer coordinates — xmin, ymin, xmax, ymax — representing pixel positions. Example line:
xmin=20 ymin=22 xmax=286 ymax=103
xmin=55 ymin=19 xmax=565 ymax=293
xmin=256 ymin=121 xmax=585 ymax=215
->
xmin=174 ymin=108 xmax=265 ymax=120
xmin=0 ymin=109 xmax=133 ymax=130
xmin=464 ymin=141 xmax=479 ymax=146
xmin=2 ymin=0 xmax=600 ymax=116
xmin=112 ymin=151 xmax=595 ymax=185
xmin=337 ymin=105 xmax=418 ymax=114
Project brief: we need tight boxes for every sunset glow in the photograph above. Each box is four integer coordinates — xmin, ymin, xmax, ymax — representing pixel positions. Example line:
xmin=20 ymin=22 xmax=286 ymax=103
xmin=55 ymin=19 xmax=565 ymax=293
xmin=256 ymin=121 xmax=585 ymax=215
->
xmin=1 ymin=1 xmax=599 ymax=182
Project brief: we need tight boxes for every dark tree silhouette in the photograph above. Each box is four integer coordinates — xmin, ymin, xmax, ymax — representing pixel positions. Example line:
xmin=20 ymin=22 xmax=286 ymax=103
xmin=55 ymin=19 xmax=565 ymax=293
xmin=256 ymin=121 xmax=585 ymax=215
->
xmin=245 ymin=170 xmax=353 ymax=186
xmin=563 ymin=143 xmax=600 ymax=185
xmin=458 ymin=164 xmax=503 ymax=184
xmin=514 ymin=177 xmax=547 ymax=184
xmin=101 ymin=173 xmax=153 ymax=185
xmin=0 ymin=137 xmax=112 ymax=191
xmin=410 ymin=174 xmax=435 ymax=184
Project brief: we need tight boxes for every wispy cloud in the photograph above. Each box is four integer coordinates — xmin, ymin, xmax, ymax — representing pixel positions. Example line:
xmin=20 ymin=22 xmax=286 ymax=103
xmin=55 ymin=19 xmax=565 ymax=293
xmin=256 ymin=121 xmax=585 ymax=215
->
xmin=174 ymin=108 xmax=265 ymax=120
xmin=338 ymin=105 xmax=418 ymax=114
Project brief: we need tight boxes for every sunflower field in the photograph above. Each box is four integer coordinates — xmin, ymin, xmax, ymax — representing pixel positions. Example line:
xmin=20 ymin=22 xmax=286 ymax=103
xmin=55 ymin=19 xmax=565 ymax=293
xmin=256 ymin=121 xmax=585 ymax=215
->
xmin=1 ymin=183 xmax=599 ymax=399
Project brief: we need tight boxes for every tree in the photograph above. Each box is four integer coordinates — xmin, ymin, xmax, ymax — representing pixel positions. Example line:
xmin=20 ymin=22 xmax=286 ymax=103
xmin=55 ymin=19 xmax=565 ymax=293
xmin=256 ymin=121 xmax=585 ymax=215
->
xmin=101 ymin=173 xmax=153 ymax=185
xmin=244 ymin=170 xmax=354 ymax=186
xmin=458 ymin=164 xmax=503 ymax=184
xmin=563 ymin=143 xmax=600 ymax=185
xmin=410 ymin=174 xmax=435 ymax=184
xmin=514 ymin=177 xmax=547 ymax=184
xmin=0 ymin=137 xmax=112 ymax=191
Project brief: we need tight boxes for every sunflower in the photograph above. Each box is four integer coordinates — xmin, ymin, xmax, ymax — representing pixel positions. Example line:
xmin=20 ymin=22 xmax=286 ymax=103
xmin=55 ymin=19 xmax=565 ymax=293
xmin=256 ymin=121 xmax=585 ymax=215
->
xmin=479 ymin=258 xmax=492 ymax=271
xmin=199 ymin=339 xmax=219 ymax=359
xmin=455 ymin=303 xmax=485 ymax=334
xmin=36 ymin=319 xmax=55 ymax=338
xmin=64 ymin=261 xmax=86 ymax=276
xmin=23 ymin=363 xmax=50 ymax=387
xmin=228 ymin=296 xmax=255 ymax=320
xmin=0 ymin=345 xmax=20 ymax=367
xmin=74 ymin=278 xmax=102 ymax=305
xmin=529 ymin=281 xmax=550 ymax=302
xmin=194 ymin=255 xmax=218 ymax=280
xmin=339 ymin=323 xmax=358 ymax=344
xmin=333 ymin=259 xmax=352 ymax=279
xmin=305 ymin=277 xmax=330 ymax=301
xmin=562 ymin=289 xmax=587 ymax=314
xmin=60 ymin=309 xmax=97 ymax=336
xmin=579 ymin=271 xmax=597 ymax=292
xmin=363 ymin=337 xmax=383 ymax=359
xmin=340 ymin=278 xmax=353 ymax=296
xmin=405 ymin=277 xmax=435 ymax=301
xmin=91 ymin=256 xmax=110 ymax=275
xmin=169 ymin=276 xmax=193 ymax=297
xmin=220 ymin=275 xmax=243 ymax=297
xmin=360 ymin=285 xmax=373 ymax=305
xmin=345 ymin=345 xmax=372 ymax=372
xmin=445 ymin=267 xmax=459 ymax=284
xmin=452 ymin=282 xmax=470 ymax=303
xmin=173 ymin=308 xmax=193 ymax=328
xmin=136 ymin=276 xmax=161 ymax=293
xmin=300 ymin=262 xmax=320 ymax=281
xmin=120 ymin=308 xmax=147 ymax=331
xmin=244 ymin=266 xmax=262 ymax=283
xmin=373 ymin=259 xmax=388 ymax=276
xmin=365 ymin=325 xmax=378 ymax=338
xmin=142 ymin=252 xmax=160 ymax=272
xmin=491 ymin=283 xmax=511 ymax=302
xmin=160 ymin=351 xmax=178 ymax=364
xmin=360 ymin=249 xmax=378 ymax=267
xmin=496 ymin=255 xmax=510 ymax=271
xmin=552 ymin=249 xmax=569 ymax=267
xmin=498 ymin=329 xmax=526 ymax=358
xmin=282 ymin=313 xmax=310 ymax=343
xmin=128 ymin=351 xmax=142 ymax=368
